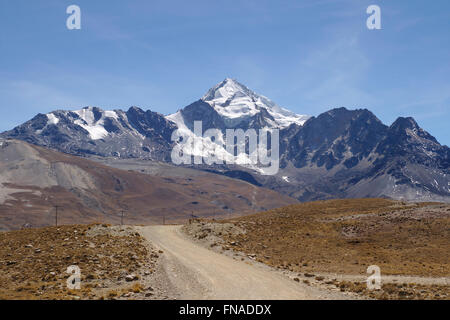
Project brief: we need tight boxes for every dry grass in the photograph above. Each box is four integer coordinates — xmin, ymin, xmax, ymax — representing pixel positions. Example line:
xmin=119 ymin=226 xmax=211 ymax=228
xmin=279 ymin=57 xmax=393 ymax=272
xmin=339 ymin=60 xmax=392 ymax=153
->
xmin=215 ymin=199 xmax=450 ymax=277
xmin=334 ymin=280 xmax=449 ymax=300
xmin=0 ymin=224 xmax=156 ymax=300
xmin=184 ymin=198 xmax=450 ymax=299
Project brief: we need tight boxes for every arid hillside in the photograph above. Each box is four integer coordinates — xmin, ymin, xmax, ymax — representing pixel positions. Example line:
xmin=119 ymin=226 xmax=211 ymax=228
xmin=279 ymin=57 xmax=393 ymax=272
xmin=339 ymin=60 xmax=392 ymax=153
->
xmin=0 ymin=224 xmax=164 ymax=300
xmin=0 ymin=139 xmax=297 ymax=230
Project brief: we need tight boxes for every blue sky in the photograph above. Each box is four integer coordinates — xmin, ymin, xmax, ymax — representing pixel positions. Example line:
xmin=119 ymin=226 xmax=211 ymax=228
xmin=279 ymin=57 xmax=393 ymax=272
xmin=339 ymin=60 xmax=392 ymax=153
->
xmin=0 ymin=0 xmax=449 ymax=145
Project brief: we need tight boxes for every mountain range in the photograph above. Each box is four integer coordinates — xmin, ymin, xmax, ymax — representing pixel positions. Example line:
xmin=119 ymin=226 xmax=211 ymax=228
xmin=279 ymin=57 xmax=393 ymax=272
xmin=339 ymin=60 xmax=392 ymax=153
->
xmin=1 ymin=78 xmax=449 ymax=202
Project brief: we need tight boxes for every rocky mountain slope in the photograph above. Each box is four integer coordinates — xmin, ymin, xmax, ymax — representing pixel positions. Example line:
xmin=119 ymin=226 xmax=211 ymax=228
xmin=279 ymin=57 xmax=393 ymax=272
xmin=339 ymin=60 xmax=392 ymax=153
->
xmin=272 ymin=108 xmax=450 ymax=201
xmin=1 ymin=106 xmax=176 ymax=161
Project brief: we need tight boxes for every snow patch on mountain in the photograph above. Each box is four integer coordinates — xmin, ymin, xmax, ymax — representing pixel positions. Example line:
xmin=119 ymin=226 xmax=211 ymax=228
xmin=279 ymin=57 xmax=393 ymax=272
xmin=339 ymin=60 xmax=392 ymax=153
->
xmin=201 ymin=78 xmax=310 ymax=128
xmin=167 ymin=111 xmax=276 ymax=173
xmin=47 ymin=113 xmax=60 ymax=125
xmin=36 ymin=113 xmax=60 ymax=134
xmin=167 ymin=111 xmax=254 ymax=165
xmin=72 ymin=107 xmax=109 ymax=140
xmin=104 ymin=110 xmax=119 ymax=120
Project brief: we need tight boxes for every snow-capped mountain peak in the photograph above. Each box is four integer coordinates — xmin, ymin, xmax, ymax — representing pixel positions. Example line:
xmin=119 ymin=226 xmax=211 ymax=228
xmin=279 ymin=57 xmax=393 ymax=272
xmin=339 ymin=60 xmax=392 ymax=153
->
xmin=202 ymin=78 xmax=258 ymax=108
xmin=201 ymin=78 xmax=310 ymax=128
xmin=38 ymin=107 xmax=123 ymax=140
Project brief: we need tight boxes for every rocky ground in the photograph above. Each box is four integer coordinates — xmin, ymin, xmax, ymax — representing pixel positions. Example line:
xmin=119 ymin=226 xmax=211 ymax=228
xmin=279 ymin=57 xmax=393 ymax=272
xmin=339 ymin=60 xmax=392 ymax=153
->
xmin=183 ymin=199 xmax=450 ymax=300
xmin=0 ymin=224 xmax=168 ymax=300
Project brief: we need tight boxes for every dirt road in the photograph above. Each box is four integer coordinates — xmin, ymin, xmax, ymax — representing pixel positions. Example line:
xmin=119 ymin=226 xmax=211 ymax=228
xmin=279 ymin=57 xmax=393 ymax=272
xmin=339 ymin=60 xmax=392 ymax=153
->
xmin=138 ymin=225 xmax=352 ymax=300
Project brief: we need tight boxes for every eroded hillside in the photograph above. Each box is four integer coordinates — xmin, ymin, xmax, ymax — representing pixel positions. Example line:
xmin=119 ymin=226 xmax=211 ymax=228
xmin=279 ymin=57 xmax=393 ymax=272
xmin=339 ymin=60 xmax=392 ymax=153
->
xmin=0 ymin=139 xmax=297 ymax=230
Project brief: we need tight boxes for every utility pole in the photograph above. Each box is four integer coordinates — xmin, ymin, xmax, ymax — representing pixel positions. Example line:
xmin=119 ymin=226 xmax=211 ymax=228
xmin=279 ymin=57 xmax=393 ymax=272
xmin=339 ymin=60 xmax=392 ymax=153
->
xmin=54 ymin=205 xmax=61 ymax=227
xmin=120 ymin=210 xmax=125 ymax=226
xmin=163 ymin=215 xmax=165 ymax=225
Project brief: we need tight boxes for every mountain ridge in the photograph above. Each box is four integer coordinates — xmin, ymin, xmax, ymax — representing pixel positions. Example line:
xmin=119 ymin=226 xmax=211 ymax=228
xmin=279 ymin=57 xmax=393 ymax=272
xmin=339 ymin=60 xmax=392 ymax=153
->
xmin=1 ymin=79 xmax=449 ymax=202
